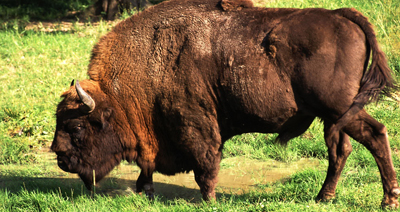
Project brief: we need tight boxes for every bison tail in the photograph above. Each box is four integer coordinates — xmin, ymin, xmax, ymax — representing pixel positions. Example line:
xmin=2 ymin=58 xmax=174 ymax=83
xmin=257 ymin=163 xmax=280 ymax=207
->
xmin=331 ymin=8 xmax=397 ymax=131
xmin=336 ymin=8 xmax=396 ymax=103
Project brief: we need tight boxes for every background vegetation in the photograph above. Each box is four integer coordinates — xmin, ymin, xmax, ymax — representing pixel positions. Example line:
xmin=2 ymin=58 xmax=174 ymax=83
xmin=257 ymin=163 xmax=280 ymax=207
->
xmin=1 ymin=0 xmax=400 ymax=211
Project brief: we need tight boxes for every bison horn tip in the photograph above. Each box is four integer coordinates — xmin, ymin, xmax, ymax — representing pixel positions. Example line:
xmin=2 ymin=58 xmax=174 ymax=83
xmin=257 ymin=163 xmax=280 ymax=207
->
xmin=75 ymin=80 xmax=96 ymax=113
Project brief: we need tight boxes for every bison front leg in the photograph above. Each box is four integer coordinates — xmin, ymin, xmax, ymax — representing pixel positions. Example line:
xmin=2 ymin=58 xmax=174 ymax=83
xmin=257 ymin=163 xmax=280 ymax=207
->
xmin=177 ymin=113 xmax=222 ymax=201
xmin=343 ymin=110 xmax=400 ymax=208
xmin=136 ymin=167 xmax=155 ymax=199
xmin=317 ymin=122 xmax=352 ymax=202
xmin=193 ymin=150 xmax=221 ymax=201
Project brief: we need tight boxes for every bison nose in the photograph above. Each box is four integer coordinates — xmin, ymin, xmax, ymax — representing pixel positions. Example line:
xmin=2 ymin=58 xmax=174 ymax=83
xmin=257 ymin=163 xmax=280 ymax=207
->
xmin=50 ymin=140 xmax=57 ymax=152
xmin=51 ymin=138 xmax=71 ymax=153
xmin=51 ymin=131 xmax=72 ymax=153
xmin=51 ymin=139 xmax=62 ymax=152
xmin=51 ymin=142 xmax=70 ymax=153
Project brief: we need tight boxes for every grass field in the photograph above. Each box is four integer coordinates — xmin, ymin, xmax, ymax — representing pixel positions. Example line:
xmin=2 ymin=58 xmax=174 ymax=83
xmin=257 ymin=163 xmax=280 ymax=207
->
xmin=1 ymin=0 xmax=400 ymax=211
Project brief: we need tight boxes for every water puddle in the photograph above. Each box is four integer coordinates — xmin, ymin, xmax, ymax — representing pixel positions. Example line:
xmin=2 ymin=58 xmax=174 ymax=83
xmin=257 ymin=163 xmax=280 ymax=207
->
xmin=98 ymin=156 xmax=320 ymax=201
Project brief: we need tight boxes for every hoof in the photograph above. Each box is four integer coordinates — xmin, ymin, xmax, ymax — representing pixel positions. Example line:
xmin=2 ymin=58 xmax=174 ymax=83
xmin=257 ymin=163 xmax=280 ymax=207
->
xmin=381 ymin=201 xmax=399 ymax=209
xmin=144 ymin=184 xmax=155 ymax=200
xmin=381 ymin=188 xmax=400 ymax=209
xmin=315 ymin=192 xmax=335 ymax=203
xmin=202 ymin=191 xmax=216 ymax=202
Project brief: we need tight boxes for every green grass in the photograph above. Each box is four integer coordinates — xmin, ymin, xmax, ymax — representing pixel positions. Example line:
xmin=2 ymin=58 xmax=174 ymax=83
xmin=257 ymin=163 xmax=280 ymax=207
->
xmin=1 ymin=0 xmax=400 ymax=211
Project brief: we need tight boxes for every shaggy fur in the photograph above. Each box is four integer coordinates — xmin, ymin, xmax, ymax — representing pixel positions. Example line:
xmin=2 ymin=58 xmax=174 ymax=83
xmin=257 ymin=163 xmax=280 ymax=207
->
xmin=51 ymin=0 xmax=399 ymax=207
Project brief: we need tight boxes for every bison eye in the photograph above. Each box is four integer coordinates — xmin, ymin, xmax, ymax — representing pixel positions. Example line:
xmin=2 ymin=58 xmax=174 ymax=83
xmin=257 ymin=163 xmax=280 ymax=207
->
xmin=69 ymin=125 xmax=85 ymax=143
xmin=65 ymin=121 xmax=85 ymax=135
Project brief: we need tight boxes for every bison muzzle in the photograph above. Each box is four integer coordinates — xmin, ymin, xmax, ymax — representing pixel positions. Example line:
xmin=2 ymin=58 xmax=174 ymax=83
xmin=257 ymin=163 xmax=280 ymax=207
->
xmin=51 ymin=0 xmax=400 ymax=207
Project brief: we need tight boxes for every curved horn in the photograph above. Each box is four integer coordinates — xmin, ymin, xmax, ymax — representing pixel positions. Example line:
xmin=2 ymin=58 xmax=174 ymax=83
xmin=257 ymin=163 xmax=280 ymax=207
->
xmin=75 ymin=80 xmax=96 ymax=113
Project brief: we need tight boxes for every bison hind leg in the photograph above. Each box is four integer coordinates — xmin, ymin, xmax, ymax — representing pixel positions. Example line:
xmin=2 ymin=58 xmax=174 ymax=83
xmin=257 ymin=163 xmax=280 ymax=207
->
xmin=343 ymin=110 xmax=400 ymax=208
xmin=316 ymin=121 xmax=352 ymax=202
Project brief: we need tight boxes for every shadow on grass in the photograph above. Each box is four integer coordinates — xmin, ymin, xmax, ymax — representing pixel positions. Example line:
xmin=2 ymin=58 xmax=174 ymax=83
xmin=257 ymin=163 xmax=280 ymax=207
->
xmin=0 ymin=175 xmax=89 ymax=197
xmin=1 ymin=0 xmax=115 ymax=32
xmin=1 ymin=0 xmax=93 ymax=21
xmin=0 ymin=174 xmax=231 ymax=202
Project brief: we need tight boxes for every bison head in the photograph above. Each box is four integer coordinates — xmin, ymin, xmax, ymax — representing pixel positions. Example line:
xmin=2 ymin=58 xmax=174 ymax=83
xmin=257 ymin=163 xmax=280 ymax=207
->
xmin=51 ymin=80 xmax=123 ymax=190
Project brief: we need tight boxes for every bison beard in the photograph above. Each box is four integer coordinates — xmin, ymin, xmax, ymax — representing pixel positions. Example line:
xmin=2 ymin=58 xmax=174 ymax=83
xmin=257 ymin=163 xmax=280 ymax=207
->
xmin=51 ymin=0 xmax=400 ymax=208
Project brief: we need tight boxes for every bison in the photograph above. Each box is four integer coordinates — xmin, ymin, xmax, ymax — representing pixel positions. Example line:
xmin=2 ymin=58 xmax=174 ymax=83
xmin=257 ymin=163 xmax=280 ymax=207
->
xmin=51 ymin=0 xmax=400 ymax=207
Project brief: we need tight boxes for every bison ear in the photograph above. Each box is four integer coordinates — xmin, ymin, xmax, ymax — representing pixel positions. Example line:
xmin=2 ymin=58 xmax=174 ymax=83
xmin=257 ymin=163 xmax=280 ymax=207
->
xmin=100 ymin=108 xmax=114 ymax=129
xmin=90 ymin=107 xmax=114 ymax=130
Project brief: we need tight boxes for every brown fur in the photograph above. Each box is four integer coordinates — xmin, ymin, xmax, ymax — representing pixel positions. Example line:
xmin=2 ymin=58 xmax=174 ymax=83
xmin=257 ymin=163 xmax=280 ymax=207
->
xmin=220 ymin=0 xmax=253 ymax=11
xmin=51 ymin=0 xmax=399 ymax=206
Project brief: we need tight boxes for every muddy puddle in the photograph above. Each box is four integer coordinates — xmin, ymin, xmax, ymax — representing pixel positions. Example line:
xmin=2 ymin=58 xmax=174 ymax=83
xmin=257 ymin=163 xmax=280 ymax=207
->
xmin=96 ymin=156 xmax=319 ymax=201
xmin=1 ymin=149 xmax=320 ymax=201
